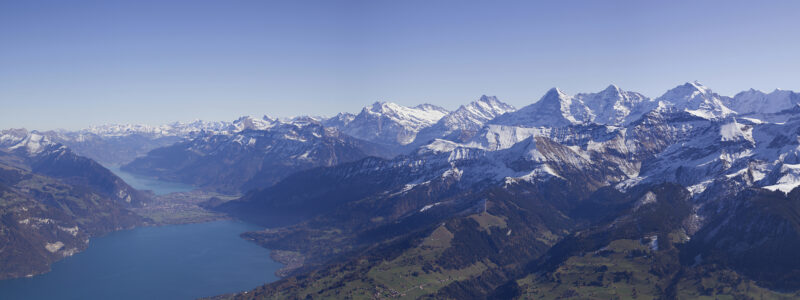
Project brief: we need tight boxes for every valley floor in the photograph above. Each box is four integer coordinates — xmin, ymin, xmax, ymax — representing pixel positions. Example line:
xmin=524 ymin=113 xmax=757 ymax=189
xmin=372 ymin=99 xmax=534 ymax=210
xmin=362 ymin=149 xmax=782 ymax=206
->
xmin=132 ymin=190 xmax=240 ymax=225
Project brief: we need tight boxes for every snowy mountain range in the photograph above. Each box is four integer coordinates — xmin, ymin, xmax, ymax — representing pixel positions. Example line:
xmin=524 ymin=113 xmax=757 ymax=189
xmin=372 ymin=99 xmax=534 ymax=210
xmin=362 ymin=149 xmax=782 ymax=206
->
xmin=5 ymin=81 xmax=797 ymax=172
xmin=210 ymin=82 xmax=800 ymax=298
xmin=725 ymin=88 xmax=800 ymax=114
xmin=338 ymin=101 xmax=450 ymax=146
xmin=121 ymin=120 xmax=390 ymax=193
xmin=6 ymin=81 xmax=800 ymax=297
xmin=412 ymin=95 xmax=516 ymax=145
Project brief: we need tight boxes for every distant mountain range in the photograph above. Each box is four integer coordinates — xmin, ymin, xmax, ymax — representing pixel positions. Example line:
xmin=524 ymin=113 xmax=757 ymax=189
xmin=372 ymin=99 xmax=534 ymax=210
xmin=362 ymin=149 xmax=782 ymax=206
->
xmin=5 ymin=82 xmax=800 ymax=298
xmin=121 ymin=121 xmax=391 ymax=193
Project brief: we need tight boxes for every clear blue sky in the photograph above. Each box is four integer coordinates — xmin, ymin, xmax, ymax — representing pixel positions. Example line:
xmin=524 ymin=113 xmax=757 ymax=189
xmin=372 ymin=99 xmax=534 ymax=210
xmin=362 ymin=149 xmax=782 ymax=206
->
xmin=2 ymin=0 xmax=799 ymax=130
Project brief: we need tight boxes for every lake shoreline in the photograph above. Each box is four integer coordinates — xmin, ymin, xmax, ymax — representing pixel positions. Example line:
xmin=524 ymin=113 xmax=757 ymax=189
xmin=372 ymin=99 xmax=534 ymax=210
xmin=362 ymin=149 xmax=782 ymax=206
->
xmin=0 ymin=219 xmax=284 ymax=300
xmin=0 ymin=166 xmax=284 ymax=299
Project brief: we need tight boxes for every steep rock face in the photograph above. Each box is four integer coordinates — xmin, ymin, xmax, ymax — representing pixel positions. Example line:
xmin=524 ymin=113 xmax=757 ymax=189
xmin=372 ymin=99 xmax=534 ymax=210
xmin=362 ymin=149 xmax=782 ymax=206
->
xmin=490 ymin=85 xmax=654 ymax=128
xmin=122 ymin=121 xmax=388 ymax=193
xmin=489 ymin=82 xmax=732 ymax=131
xmin=321 ymin=112 xmax=356 ymax=128
xmin=577 ymin=84 xmax=656 ymax=125
xmin=619 ymin=109 xmax=800 ymax=199
xmin=619 ymin=116 xmax=751 ymax=190
xmin=220 ymin=102 xmax=679 ymax=226
xmin=341 ymin=102 xmax=449 ymax=146
xmin=491 ymin=88 xmax=587 ymax=128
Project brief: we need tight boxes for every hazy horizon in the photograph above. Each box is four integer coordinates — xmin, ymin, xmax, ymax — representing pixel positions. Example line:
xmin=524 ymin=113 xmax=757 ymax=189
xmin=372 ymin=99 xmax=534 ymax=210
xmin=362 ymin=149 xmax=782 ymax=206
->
xmin=4 ymin=80 xmax=793 ymax=132
xmin=3 ymin=0 xmax=800 ymax=130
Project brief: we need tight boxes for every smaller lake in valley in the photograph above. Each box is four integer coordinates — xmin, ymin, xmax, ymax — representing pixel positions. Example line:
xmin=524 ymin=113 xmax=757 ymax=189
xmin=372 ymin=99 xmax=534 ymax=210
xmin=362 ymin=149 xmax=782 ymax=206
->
xmin=106 ymin=165 xmax=196 ymax=195
xmin=0 ymin=220 xmax=282 ymax=300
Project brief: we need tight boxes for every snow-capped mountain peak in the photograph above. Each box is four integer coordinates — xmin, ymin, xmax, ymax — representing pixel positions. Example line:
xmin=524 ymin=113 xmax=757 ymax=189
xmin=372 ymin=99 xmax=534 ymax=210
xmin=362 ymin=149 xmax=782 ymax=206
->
xmin=487 ymin=85 xmax=655 ymax=128
xmin=342 ymin=101 xmax=449 ymax=145
xmin=230 ymin=115 xmax=277 ymax=132
xmin=490 ymin=87 xmax=589 ymax=127
xmin=593 ymin=84 xmax=625 ymax=101
xmin=1 ymin=129 xmax=59 ymax=155
xmin=606 ymin=83 xmax=621 ymax=91
xmin=411 ymin=95 xmax=516 ymax=145
xmin=656 ymin=81 xmax=735 ymax=119
xmin=0 ymin=128 xmax=28 ymax=147
xmin=81 ymin=120 xmax=233 ymax=138
xmin=725 ymin=88 xmax=800 ymax=114
xmin=476 ymin=94 xmax=515 ymax=111
xmin=658 ymin=81 xmax=711 ymax=102
xmin=542 ymin=87 xmax=569 ymax=103
xmin=441 ymin=95 xmax=515 ymax=128
xmin=576 ymin=84 xmax=654 ymax=125
xmin=322 ymin=112 xmax=356 ymax=128
xmin=362 ymin=102 xmax=449 ymax=128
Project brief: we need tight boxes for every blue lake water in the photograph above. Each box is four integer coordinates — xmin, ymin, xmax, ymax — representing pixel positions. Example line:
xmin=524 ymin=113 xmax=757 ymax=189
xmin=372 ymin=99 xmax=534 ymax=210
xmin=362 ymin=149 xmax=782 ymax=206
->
xmin=0 ymin=220 xmax=281 ymax=300
xmin=106 ymin=165 xmax=196 ymax=195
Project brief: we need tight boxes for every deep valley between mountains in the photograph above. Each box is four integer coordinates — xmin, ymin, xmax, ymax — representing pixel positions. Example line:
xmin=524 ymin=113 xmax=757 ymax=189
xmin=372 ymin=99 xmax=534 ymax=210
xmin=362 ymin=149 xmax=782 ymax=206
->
xmin=5 ymin=82 xmax=800 ymax=299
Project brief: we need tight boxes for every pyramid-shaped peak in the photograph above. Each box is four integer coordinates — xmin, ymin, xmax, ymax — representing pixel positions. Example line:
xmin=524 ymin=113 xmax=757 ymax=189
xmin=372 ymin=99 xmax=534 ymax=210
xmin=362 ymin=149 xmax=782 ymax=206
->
xmin=659 ymin=81 xmax=714 ymax=100
xmin=684 ymin=81 xmax=710 ymax=92
xmin=541 ymin=87 xmax=569 ymax=99
xmin=368 ymin=101 xmax=387 ymax=110
xmin=538 ymin=87 xmax=571 ymax=104
xmin=603 ymin=84 xmax=621 ymax=92
xmin=591 ymin=84 xmax=624 ymax=97
xmin=549 ymin=87 xmax=565 ymax=94
xmin=365 ymin=101 xmax=407 ymax=113
xmin=656 ymin=81 xmax=735 ymax=118
xmin=478 ymin=95 xmax=499 ymax=103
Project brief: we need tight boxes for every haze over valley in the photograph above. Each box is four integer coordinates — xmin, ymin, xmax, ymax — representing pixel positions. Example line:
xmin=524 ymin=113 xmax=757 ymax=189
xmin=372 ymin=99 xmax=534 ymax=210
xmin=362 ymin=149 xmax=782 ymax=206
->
xmin=5 ymin=82 xmax=800 ymax=298
xmin=3 ymin=0 xmax=800 ymax=299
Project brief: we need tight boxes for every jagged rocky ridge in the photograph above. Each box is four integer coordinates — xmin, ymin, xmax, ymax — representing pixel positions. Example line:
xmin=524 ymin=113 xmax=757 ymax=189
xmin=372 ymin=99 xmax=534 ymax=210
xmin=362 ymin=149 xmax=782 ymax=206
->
xmin=210 ymin=82 xmax=800 ymax=299
xmin=6 ymin=81 xmax=800 ymax=298
xmin=338 ymin=101 xmax=450 ymax=146
xmin=120 ymin=97 xmax=515 ymax=192
xmin=122 ymin=119 xmax=393 ymax=193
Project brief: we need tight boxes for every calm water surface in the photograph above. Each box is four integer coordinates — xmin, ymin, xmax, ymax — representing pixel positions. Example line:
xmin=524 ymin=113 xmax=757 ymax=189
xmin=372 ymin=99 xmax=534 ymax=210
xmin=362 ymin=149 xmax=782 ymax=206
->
xmin=106 ymin=165 xmax=196 ymax=195
xmin=0 ymin=220 xmax=281 ymax=300
xmin=0 ymin=166 xmax=280 ymax=299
